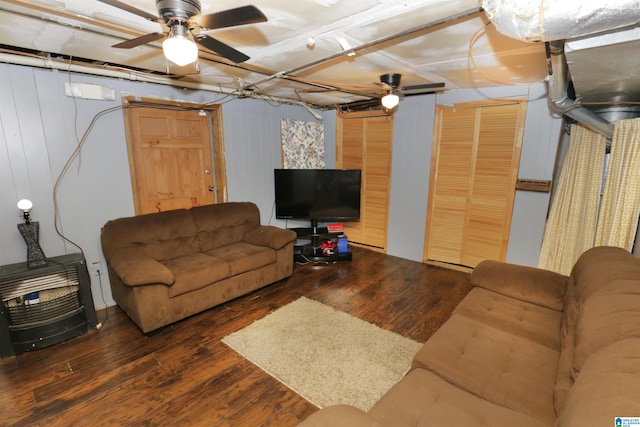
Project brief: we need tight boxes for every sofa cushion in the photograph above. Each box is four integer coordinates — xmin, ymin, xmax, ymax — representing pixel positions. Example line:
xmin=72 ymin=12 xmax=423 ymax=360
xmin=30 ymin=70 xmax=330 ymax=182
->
xmin=573 ymin=279 xmax=640 ymax=374
xmin=554 ymin=273 xmax=582 ymax=415
xmin=555 ymin=246 xmax=640 ymax=415
xmin=367 ymin=368 xmax=550 ymax=427
xmin=556 ymin=339 xmax=640 ymax=427
xmin=570 ymin=246 xmax=640 ymax=304
xmin=101 ymin=209 xmax=198 ymax=262
xmin=472 ymin=260 xmax=568 ymax=311
xmin=299 ymin=405 xmax=382 ymax=427
xmin=164 ymin=253 xmax=230 ymax=297
xmin=191 ymin=202 xmax=261 ymax=251
xmin=206 ymin=242 xmax=276 ymax=276
xmin=553 ymin=276 xmax=577 ymax=414
xmin=453 ymin=287 xmax=562 ymax=350
xmin=412 ymin=314 xmax=559 ymax=424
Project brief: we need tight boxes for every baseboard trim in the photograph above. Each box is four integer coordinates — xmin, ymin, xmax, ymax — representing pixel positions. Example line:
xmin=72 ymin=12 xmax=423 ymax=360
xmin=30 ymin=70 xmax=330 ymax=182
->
xmin=424 ymin=260 xmax=473 ymax=273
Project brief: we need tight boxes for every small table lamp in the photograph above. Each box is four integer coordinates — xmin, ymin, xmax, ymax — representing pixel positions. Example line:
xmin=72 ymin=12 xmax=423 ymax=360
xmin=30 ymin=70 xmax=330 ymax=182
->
xmin=17 ymin=199 xmax=48 ymax=269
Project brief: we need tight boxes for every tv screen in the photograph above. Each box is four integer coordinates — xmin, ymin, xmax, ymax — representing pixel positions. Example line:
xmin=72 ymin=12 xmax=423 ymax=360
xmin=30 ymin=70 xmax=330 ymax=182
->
xmin=274 ymin=169 xmax=361 ymax=221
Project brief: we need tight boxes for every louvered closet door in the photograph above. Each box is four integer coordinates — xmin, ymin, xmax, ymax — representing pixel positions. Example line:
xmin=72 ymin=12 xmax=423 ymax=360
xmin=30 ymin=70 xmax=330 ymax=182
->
xmin=338 ymin=117 xmax=365 ymax=243
xmin=463 ymin=103 xmax=524 ymax=266
xmin=362 ymin=115 xmax=392 ymax=249
xmin=424 ymin=107 xmax=477 ymax=264
xmin=424 ymin=101 xmax=526 ymax=268
xmin=337 ymin=112 xmax=393 ymax=252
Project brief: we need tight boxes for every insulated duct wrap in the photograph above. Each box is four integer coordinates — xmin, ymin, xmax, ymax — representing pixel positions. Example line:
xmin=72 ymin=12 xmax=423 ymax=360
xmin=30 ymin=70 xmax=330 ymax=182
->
xmin=482 ymin=0 xmax=640 ymax=42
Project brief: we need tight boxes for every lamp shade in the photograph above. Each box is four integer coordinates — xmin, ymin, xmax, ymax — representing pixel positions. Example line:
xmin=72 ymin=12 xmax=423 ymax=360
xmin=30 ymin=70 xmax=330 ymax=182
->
xmin=381 ymin=93 xmax=400 ymax=109
xmin=17 ymin=199 xmax=33 ymax=212
xmin=162 ymin=24 xmax=198 ymax=66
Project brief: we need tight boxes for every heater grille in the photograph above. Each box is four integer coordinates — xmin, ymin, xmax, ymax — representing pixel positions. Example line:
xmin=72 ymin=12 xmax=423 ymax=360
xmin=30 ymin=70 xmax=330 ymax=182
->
xmin=5 ymin=288 xmax=81 ymax=330
xmin=1 ymin=264 xmax=82 ymax=329
xmin=0 ymin=253 xmax=97 ymax=357
xmin=1 ymin=268 xmax=79 ymax=302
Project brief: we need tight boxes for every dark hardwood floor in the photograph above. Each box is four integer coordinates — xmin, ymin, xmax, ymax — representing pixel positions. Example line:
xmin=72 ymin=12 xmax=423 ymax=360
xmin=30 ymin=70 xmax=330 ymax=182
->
xmin=0 ymin=247 xmax=472 ymax=426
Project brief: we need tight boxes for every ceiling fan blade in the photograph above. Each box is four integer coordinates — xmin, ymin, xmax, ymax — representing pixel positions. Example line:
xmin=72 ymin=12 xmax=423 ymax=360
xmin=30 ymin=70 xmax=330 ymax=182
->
xmin=97 ymin=0 xmax=159 ymax=22
xmin=113 ymin=33 xmax=165 ymax=49
xmin=195 ymin=34 xmax=250 ymax=63
xmin=401 ymin=82 xmax=446 ymax=94
xmin=196 ymin=5 xmax=267 ymax=31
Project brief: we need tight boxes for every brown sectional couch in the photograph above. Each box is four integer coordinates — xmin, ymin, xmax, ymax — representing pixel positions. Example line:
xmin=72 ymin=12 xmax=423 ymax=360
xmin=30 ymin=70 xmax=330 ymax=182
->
xmin=101 ymin=202 xmax=296 ymax=333
xmin=300 ymin=246 xmax=640 ymax=426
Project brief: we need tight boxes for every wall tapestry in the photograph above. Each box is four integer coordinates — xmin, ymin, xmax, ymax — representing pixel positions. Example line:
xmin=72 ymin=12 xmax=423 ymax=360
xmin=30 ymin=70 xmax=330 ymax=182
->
xmin=281 ymin=118 xmax=324 ymax=169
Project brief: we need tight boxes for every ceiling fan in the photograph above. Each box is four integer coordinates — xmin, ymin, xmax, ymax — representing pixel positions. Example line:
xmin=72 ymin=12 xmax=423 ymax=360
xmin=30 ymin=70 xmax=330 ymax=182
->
xmin=378 ymin=73 xmax=445 ymax=109
xmin=97 ymin=0 xmax=267 ymax=65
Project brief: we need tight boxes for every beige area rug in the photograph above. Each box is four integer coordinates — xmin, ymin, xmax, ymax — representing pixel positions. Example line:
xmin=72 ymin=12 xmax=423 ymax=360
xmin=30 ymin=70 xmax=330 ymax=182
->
xmin=222 ymin=296 xmax=422 ymax=412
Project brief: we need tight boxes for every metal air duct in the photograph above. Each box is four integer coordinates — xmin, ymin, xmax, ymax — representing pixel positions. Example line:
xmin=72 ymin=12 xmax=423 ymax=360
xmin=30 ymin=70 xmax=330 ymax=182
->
xmin=546 ymin=41 xmax=615 ymax=139
xmin=483 ymin=0 xmax=640 ymax=42
xmin=481 ymin=1 xmax=637 ymax=138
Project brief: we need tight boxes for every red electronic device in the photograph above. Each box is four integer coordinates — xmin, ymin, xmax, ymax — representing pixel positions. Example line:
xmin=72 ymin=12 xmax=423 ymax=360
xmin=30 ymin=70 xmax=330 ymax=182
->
xmin=327 ymin=223 xmax=344 ymax=233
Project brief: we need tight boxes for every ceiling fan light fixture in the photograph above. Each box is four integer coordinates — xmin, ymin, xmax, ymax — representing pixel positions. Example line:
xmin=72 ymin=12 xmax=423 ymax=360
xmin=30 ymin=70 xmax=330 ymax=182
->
xmin=380 ymin=73 xmax=402 ymax=88
xmin=381 ymin=92 xmax=400 ymax=109
xmin=162 ymin=22 xmax=198 ymax=66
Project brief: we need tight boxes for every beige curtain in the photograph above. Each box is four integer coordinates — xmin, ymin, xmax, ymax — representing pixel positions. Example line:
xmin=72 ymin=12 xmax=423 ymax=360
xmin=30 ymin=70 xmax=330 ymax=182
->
xmin=538 ymin=124 xmax=606 ymax=275
xmin=595 ymin=118 xmax=640 ymax=250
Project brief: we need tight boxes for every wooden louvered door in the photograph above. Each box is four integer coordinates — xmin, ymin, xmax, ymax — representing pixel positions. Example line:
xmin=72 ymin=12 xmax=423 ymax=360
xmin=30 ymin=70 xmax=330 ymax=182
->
xmin=424 ymin=100 xmax=526 ymax=268
xmin=424 ymin=107 xmax=476 ymax=264
xmin=337 ymin=111 xmax=393 ymax=252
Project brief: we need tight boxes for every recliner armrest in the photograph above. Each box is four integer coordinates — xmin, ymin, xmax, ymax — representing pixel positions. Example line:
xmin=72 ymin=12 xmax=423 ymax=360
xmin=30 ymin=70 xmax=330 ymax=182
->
xmin=109 ymin=249 xmax=175 ymax=287
xmin=244 ymin=225 xmax=297 ymax=250
xmin=471 ymin=260 xmax=568 ymax=311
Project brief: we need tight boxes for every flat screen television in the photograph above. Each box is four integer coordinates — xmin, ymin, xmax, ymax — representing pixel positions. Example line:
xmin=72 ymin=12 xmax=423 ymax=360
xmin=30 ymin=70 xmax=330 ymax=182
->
xmin=274 ymin=169 xmax=361 ymax=226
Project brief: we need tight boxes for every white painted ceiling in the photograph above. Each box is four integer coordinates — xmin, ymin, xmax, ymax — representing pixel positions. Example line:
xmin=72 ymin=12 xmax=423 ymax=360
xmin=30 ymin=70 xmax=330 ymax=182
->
xmin=0 ymin=0 xmax=637 ymax=109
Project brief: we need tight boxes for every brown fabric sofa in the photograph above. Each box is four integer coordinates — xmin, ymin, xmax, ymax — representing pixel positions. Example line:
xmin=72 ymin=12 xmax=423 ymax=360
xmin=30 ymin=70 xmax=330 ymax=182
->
xmin=101 ymin=202 xmax=296 ymax=333
xmin=299 ymin=246 xmax=640 ymax=426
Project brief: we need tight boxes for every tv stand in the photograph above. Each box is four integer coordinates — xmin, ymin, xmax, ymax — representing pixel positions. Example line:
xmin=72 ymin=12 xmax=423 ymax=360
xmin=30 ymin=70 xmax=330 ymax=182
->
xmin=291 ymin=222 xmax=352 ymax=263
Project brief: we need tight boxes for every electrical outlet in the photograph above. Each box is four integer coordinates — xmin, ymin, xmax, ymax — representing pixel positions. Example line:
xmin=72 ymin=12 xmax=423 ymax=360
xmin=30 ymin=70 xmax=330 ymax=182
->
xmin=91 ymin=261 xmax=102 ymax=276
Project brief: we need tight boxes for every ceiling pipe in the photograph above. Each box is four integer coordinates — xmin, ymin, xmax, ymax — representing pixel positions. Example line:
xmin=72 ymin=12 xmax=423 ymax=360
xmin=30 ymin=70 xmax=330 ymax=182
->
xmin=0 ymin=3 xmax=356 ymax=103
xmin=546 ymin=41 xmax=614 ymax=139
xmin=0 ymin=52 xmax=324 ymax=118
xmin=0 ymin=51 xmax=237 ymax=92
xmin=245 ymin=7 xmax=483 ymax=91
xmin=1 ymin=1 xmax=477 ymax=107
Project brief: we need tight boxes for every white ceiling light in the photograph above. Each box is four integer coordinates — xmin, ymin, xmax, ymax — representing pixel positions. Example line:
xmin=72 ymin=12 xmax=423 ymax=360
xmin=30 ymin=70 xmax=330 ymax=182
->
xmin=381 ymin=92 xmax=400 ymax=109
xmin=162 ymin=22 xmax=198 ymax=66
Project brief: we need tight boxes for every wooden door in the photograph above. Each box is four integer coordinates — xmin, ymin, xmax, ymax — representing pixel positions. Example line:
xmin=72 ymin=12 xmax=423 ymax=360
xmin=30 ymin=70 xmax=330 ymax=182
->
xmin=424 ymin=107 xmax=477 ymax=264
xmin=338 ymin=117 xmax=365 ymax=243
xmin=124 ymin=98 xmax=227 ymax=215
xmin=363 ymin=115 xmax=393 ymax=249
xmin=463 ymin=103 xmax=525 ymax=266
xmin=424 ymin=100 xmax=526 ymax=268
xmin=337 ymin=111 xmax=393 ymax=252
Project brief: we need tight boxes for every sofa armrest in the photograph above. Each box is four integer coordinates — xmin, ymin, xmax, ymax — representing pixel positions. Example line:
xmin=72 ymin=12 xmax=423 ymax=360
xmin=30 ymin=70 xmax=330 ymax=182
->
xmin=471 ymin=260 xmax=568 ymax=311
xmin=298 ymin=405 xmax=382 ymax=427
xmin=109 ymin=249 xmax=175 ymax=287
xmin=244 ymin=225 xmax=297 ymax=250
